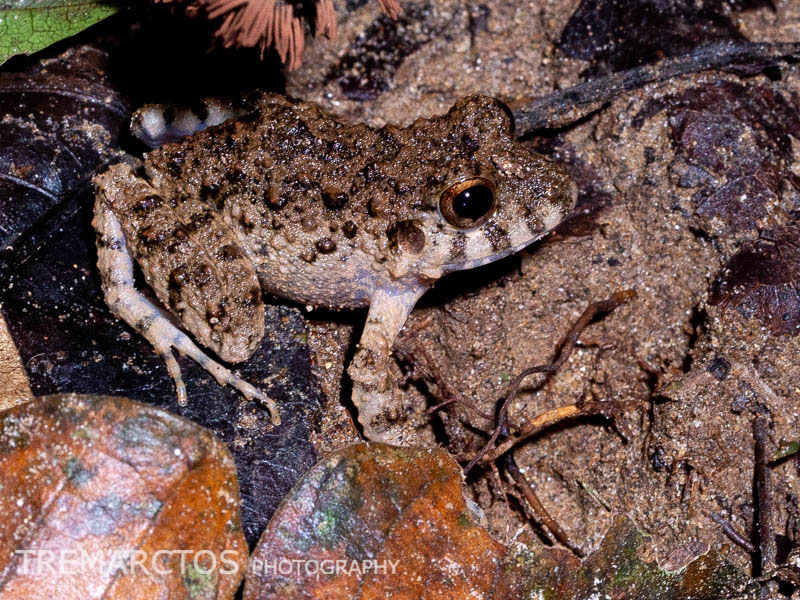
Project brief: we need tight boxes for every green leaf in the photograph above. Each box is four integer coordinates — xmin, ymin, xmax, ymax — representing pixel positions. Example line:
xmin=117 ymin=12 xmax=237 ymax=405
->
xmin=774 ymin=439 xmax=800 ymax=461
xmin=0 ymin=0 xmax=122 ymax=66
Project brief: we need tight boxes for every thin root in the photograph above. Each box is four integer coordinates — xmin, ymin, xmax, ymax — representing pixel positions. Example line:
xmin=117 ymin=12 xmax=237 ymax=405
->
xmin=506 ymin=453 xmax=584 ymax=557
xmin=464 ymin=290 xmax=637 ymax=473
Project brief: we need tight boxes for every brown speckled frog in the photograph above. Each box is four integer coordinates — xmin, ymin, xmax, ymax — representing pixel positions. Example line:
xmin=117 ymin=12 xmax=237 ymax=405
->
xmin=93 ymin=92 xmax=576 ymax=445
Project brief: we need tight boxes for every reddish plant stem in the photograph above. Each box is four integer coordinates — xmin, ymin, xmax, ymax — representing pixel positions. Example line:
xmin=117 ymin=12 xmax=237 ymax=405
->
xmin=505 ymin=453 xmax=585 ymax=557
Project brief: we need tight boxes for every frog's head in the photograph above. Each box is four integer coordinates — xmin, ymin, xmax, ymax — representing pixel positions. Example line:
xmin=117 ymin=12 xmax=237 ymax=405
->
xmin=385 ymin=95 xmax=577 ymax=283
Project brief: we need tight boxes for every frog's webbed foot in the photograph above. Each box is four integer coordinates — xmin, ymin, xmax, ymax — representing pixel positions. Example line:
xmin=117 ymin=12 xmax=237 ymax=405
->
xmin=93 ymin=198 xmax=280 ymax=425
xmin=350 ymin=386 xmax=416 ymax=446
xmin=347 ymin=284 xmax=427 ymax=444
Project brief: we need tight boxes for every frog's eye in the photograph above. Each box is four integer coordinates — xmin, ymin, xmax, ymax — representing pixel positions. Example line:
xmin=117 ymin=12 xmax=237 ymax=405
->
xmin=439 ymin=178 xmax=496 ymax=229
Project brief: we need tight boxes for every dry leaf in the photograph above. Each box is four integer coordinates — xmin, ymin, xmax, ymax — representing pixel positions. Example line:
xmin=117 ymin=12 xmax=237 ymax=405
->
xmin=245 ymin=443 xmax=757 ymax=599
xmin=558 ymin=0 xmax=767 ymax=76
xmin=633 ymin=80 xmax=800 ymax=236
xmin=709 ymin=226 xmax=800 ymax=336
xmin=0 ymin=44 xmax=127 ymax=255
xmin=0 ymin=394 xmax=247 ymax=599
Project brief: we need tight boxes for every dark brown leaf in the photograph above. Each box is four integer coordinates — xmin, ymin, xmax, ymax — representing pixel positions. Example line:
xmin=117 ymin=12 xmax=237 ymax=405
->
xmin=0 ymin=44 xmax=127 ymax=255
xmin=709 ymin=226 xmax=800 ymax=335
xmin=635 ymin=80 xmax=800 ymax=234
xmin=559 ymin=0 xmax=771 ymax=77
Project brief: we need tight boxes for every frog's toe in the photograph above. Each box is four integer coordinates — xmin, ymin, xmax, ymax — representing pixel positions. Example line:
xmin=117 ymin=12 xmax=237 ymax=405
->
xmin=157 ymin=345 xmax=188 ymax=406
xmin=352 ymin=387 xmax=418 ymax=446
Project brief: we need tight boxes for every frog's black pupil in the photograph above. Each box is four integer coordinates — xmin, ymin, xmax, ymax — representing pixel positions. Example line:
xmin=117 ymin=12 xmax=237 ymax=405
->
xmin=452 ymin=185 xmax=493 ymax=222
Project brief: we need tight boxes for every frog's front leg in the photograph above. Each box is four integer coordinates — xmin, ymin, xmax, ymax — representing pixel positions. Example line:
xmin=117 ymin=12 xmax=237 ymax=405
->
xmin=93 ymin=167 xmax=279 ymax=424
xmin=347 ymin=283 xmax=428 ymax=444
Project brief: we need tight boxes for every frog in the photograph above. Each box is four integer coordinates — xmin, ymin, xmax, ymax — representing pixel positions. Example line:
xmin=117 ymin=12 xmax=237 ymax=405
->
xmin=93 ymin=92 xmax=577 ymax=445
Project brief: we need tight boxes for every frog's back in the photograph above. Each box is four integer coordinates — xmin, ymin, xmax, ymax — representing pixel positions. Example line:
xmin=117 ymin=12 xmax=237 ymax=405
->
xmin=138 ymin=92 xmax=576 ymax=308
xmin=144 ymin=94 xmax=387 ymax=222
xmin=142 ymin=93 xmax=409 ymax=307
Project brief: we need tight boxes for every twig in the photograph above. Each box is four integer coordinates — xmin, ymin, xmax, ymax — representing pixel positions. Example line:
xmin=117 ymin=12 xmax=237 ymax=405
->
xmin=579 ymin=480 xmax=612 ymax=512
xmin=463 ymin=289 xmax=636 ymax=473
xmin=504 ymin=488 xmax=555 ymax=546
xmin=505 ymin=453 xmax=585 ymax=557
xmin=754 ymin=415 xmax=776 ymax=574
xmin=636 ymin=357 xmax=664 ymax=390
xmin=479 ymin=399 xmax=636 ymax=466
xmin=711 ymin=416 xmax=779 ymax=581
xmin=711 ymin=512 xmax=757 ymax=554
xmin=512 ymin=41 xmax=800 ymax=135
xmin=425 ymin=397 xmax=458 ymax=415
xmin=490 ymin=461 xmax=510 ymax=514
xmin=505 ymin=290 xmax=636 ymax=404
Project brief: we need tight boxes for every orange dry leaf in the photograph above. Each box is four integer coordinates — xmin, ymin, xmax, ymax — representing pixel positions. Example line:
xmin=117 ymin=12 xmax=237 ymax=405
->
xmin=244 ymin=443 xmax=757 ymax=600
xmin=244 ymin=443 xmax=507 ymax=598
xmin=0 ymin=394 xmax=247 ymax=599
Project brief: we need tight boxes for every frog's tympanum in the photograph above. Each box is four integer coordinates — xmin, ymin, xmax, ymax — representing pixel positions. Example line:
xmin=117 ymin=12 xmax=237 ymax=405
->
xmin=94 ymin=93 xmax=576 ymax=444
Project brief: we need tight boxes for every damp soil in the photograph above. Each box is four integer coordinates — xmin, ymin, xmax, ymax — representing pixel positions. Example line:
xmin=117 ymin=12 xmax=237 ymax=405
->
xmin=290 ymin=0 xmax=800 ymax=580
xmin=0 ymin=0 xmax=799 ymax=589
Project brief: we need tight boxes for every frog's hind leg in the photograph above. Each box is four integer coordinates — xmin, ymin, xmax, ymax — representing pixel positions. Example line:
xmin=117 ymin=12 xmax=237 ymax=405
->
xmin=93 ymin=198 xmax=280 ymax=424
xmin=131 ymin=96 xmax=256 ymax=148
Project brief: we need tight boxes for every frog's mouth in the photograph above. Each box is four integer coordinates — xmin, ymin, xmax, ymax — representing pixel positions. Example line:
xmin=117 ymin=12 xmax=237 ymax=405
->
xmin=442 ymin=201 xmax=566 ymax=274
xmin=443 ymin=236 xmax=538 ymax=273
